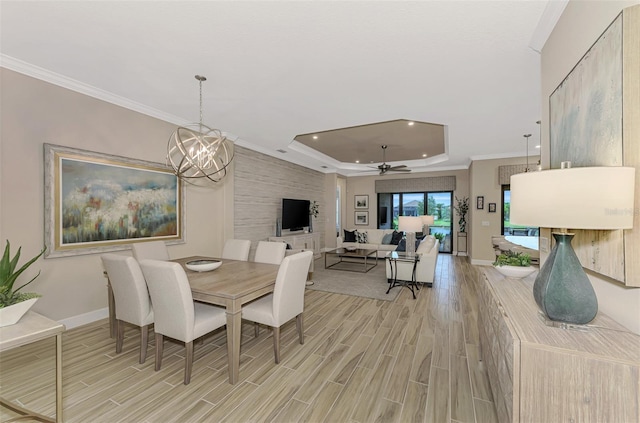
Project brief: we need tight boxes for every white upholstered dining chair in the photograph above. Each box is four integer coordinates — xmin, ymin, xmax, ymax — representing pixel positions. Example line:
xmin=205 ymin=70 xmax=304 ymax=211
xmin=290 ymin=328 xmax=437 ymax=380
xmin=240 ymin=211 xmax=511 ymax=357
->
xmin=101 ymin=254 xmax=154 ymax=364
xmin=138 ymin=259 xmax=227 ymax=385
xmin=253 ymin=241 xmax=287 ymax=265
xmin=221 ymin=239 xmax=251 ymax=261
xmin=242 ymin=250 xmax=313 ymax=363
xmin=131 ymin=240 xmax=170 ymax=261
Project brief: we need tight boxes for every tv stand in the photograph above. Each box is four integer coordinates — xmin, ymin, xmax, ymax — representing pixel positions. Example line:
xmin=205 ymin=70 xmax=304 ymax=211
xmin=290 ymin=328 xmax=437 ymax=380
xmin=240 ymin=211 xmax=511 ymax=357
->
xmin=269 ymin=232 xmax=321 ymax=260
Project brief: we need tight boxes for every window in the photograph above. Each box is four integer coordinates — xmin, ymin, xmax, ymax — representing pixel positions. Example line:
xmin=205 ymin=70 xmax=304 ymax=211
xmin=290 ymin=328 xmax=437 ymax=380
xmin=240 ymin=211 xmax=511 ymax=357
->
xmin=502 ymin=185 xmax=538 ymax=237
xmin=378 ymin=191 xmax=453 ymax=253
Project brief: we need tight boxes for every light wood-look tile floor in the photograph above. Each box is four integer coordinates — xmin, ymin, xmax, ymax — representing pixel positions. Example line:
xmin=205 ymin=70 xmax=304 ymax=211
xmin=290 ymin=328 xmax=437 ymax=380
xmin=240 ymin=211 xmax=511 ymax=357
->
xmin=0 ymin=255 xmax=497 ymax=423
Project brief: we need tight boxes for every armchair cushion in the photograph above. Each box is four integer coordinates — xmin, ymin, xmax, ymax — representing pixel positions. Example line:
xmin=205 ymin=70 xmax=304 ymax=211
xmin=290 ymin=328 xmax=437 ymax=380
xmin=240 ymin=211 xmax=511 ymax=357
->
xmin=381 ymin=232 xmax=393 ymax=244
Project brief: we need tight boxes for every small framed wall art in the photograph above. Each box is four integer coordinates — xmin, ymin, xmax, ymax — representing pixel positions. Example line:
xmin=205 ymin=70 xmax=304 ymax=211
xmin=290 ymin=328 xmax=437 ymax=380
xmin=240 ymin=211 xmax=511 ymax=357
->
xmin=488 ymin=203 xmax=497 ymax=213
xmin=355 ymin=195 xmax=369 ymax=209
xmin=355 ymin=211 xmax=369 ymax=225
xmin=476 ymin=196 xmax=484 ymax=210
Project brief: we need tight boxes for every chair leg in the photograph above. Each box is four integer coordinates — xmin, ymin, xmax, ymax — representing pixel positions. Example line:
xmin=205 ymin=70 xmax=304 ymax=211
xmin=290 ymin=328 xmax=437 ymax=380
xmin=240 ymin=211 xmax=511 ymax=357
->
xmin=184 ymin=341 xmax=194 ymax=385
xmin=139 ymin=325 xmax=148 ymax=364
xmin=254 ymin=322 xmax=260 ymax=338
xmin=272 ymin=326 xmax=281 ymax=364
xmin=296 ymin=314 xmax=304 ymax=345
xmin=116 ymin=319 xmax=124 ymax=354
xmin=155 ymin=333 xmax=164 ymax=371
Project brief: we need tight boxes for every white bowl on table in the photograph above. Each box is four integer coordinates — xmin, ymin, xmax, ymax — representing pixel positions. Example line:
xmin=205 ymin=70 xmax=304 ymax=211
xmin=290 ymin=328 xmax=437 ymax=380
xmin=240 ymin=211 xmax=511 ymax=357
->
xmin=186 ymin=259 xmax=222 ymax=272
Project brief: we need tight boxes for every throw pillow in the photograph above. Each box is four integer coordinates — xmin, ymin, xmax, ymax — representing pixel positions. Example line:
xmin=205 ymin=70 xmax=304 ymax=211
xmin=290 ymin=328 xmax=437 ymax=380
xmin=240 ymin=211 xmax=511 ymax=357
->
xmin=395 ymin=238 xmax=421 ymax=252
xmin=390 ymin=230 xmax=403 ymax=245
xmin=356 ymin=231 xmax=368 ymax=243
xmin=344 ymin=229 xmax=357 ymax=243
xmin=381 ymin=232 xmax=393 ymax=244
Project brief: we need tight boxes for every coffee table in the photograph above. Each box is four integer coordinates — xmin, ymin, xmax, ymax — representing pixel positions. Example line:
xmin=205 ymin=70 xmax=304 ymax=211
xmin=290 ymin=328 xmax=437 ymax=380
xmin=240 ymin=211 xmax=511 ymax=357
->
xmin=325 ymin=248 xmax=378 ymax=273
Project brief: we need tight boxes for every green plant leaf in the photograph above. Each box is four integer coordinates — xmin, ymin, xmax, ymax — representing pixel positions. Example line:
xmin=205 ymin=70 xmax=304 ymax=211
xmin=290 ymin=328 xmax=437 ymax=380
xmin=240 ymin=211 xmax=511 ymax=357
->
xmin=0 ymin=241 xmax=46 ymax=301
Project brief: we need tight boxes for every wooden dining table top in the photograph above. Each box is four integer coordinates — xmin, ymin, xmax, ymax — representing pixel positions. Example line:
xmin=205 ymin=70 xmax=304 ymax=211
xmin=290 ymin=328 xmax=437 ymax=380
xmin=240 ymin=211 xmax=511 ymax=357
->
xmin=174 ymin=256 xmax=280 ymax=303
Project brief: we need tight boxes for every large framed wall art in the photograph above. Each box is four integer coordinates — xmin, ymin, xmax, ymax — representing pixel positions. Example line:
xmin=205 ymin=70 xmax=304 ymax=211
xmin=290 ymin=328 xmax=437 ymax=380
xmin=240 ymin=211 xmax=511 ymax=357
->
xmin=548 ymin=6 xmax=640 ymax=286
xmin=44 ymin=144 xmax=185 ymax=258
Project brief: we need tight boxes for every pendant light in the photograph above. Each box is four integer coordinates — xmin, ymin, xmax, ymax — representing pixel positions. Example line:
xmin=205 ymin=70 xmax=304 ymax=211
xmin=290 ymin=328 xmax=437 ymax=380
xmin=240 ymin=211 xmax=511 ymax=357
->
xmin=167 ymin=75 xmax=234 ymax=185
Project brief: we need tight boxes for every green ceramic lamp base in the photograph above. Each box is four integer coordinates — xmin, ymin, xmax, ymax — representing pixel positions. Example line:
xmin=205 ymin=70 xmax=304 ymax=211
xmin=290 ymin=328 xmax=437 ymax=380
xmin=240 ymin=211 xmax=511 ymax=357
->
xmin=533 ymin=232 xmax=598 ymax=325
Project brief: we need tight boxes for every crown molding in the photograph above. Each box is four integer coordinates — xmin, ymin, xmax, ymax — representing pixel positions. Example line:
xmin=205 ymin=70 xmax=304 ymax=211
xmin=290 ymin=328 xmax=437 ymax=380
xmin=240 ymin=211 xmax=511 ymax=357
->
xmin=0 ymin=54 xmax=188 ymax=126
xmin=529 ymin=1 xmax=569 ymax=53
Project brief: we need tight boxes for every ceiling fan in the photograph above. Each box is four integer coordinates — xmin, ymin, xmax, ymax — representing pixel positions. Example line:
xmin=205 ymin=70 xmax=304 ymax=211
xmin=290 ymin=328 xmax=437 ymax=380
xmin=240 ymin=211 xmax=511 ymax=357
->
xmin=374 ymin=145 xmax=411 ymax=175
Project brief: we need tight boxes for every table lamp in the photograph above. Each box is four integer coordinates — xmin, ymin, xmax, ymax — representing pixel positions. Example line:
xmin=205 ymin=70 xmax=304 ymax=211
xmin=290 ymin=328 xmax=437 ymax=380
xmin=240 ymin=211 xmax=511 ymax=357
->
xmin=510 ymin=165 xmax=635 ymax=325
xmin=421 ymin=215 xmax=435 ymax=235
xmin=398 ymin=216 xmax=424 ymax=256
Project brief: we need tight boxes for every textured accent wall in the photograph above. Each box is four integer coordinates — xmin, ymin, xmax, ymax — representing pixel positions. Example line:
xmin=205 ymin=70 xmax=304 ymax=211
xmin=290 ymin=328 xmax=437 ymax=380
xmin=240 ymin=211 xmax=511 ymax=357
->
xmin=375 ymin=176 xmax=456 ymax=193
xmin=234 ymin=146 xmax=325 ymax=256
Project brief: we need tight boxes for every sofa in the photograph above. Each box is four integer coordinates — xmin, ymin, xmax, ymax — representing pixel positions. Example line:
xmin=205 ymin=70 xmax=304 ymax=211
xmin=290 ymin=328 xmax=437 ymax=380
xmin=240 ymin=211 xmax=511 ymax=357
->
xmin=385 ymin=235 xmax=440 ymax=286
xmin=337 ymin=228 xmax=440 ymax=285
xmin=337 ymin=228 xmax=397 ymax=256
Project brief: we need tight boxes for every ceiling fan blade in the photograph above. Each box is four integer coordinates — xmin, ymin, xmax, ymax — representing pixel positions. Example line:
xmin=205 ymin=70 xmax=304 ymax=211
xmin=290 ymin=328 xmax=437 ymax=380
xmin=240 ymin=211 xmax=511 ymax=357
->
xmin=388 ymin=165 xmax=407 ymax=170
xmin=389 ymin=168 xmax=411 ymax=172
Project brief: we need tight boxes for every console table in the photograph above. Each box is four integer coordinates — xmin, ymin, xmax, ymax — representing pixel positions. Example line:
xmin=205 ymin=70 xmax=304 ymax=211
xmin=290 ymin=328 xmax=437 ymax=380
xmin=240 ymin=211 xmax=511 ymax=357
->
xmin=0 ymin=311 xmax=65 ymax=422
xmin=269 ymin=232 xmax=321 ymax=259
xmin=478 ymin=266 xmax=639 ymax=422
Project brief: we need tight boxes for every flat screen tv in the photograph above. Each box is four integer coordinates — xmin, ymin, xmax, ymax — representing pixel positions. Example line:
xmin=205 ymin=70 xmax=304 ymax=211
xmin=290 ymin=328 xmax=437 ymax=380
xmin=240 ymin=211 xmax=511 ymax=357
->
xmin=282 ymin=198 xmax=310 ymax=231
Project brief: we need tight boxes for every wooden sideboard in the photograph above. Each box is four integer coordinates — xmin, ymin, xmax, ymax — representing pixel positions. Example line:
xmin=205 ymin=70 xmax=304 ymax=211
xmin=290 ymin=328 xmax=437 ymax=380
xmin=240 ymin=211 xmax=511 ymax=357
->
xmin=269 ymin=232 xmax=321 ymax=259
xmin=478 ymin=266 xmax=639 ymax=423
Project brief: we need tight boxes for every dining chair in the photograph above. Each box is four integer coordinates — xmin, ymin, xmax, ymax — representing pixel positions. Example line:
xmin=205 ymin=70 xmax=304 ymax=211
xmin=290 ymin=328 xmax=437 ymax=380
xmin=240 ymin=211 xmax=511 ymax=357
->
xmin=138 ymin=259 xmax=227 ymax=385
xmin=131 ymin=240 xmax=170 ymax=261
xmin=253 ymin=240 xmax=287 ymax=265
xmin=221 ymin=239 xmax=251 ymax=261
xmin=100 ymin=254 xmax=154 ymax=364
xmin=241 ymin=250 xmax=313 ymax=364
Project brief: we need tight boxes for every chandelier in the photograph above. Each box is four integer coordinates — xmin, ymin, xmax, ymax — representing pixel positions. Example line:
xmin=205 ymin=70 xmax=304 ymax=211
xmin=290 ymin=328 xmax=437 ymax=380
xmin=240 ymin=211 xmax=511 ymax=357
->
xmin=167 ymin=75 xmax=234 ymax=185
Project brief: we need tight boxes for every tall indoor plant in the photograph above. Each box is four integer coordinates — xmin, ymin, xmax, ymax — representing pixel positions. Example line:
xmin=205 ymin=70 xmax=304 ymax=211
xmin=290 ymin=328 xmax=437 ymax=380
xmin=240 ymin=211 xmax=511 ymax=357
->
xmin=453 ymin=196 xmax=469 ymax=233
xmin=0 ymin=241 xmax=46 ymax=326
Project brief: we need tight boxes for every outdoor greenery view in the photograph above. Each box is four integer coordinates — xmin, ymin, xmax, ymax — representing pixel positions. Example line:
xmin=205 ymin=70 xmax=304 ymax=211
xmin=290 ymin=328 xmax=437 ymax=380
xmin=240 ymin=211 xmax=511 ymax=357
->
xmin=378 ymin=192 xmax=453 ymax=253
xmin=502 ymin=189 xmax=538 ymax=236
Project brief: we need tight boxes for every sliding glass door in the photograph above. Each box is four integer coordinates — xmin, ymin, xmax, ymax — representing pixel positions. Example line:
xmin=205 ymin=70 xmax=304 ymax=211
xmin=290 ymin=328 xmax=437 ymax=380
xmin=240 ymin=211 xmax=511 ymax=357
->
xmin=377 ymin=191 xmax=453 ymax=253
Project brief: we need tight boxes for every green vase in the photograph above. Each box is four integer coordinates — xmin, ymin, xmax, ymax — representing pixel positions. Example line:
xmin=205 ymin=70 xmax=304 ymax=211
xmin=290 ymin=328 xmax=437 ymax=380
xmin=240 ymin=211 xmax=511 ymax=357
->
xmin=533 ymin=233 xmax=597 ymax=325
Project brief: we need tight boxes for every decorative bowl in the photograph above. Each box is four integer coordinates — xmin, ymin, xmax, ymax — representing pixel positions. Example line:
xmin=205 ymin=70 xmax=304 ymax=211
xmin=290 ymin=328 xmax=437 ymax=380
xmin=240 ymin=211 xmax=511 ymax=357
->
xmin=346 ymin=246 xmax=357 ymax=251
xmin=494 ymin=265 xmax=536 ymax=279
xmin=186 ymin=259 xmax=222 ymax=272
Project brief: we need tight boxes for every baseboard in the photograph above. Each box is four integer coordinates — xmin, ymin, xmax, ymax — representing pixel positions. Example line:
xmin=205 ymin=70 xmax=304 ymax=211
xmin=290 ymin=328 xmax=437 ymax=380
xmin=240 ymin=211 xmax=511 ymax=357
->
xmin=470 ymin=258 xmax=494 ymax=266
xmin=59 ymin=307 xmax=109 ymax=330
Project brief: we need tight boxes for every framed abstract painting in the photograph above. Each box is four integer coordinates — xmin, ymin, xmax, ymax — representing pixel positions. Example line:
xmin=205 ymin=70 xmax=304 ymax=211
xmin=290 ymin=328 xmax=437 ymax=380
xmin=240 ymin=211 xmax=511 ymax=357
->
xmin=44 ymin=144 xmax=185 ymax=258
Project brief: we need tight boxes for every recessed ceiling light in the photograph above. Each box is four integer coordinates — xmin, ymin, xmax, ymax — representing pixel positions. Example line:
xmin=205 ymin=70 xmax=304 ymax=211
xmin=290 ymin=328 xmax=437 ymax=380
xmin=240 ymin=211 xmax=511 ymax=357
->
xmin=408 ymin=121 xmax=415 ymax=126
xmin=312 ymin=135 xmax=318 ymax=140
xmin=422 ymin=153 xmax=427 ymax=157
xmin=276 ymin=149 xmax=287 ymax=153
xmin=355 ymin=160 xmax=360 ymax=164
xmin=535 ymin=145 xmax=541 ymax=149
xmin=321 ymin=165 xmax=328 ymax=169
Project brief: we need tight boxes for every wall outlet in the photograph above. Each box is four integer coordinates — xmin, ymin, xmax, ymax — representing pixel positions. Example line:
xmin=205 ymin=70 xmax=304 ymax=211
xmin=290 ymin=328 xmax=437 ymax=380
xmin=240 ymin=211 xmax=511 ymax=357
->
xmin=482 ymin=221 xmax=490 ymax=226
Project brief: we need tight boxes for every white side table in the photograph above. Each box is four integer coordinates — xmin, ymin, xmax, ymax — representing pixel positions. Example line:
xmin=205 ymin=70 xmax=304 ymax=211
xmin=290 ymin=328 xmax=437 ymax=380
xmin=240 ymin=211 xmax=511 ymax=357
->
xmin=0 ymin=311 xmax=65 ymax=422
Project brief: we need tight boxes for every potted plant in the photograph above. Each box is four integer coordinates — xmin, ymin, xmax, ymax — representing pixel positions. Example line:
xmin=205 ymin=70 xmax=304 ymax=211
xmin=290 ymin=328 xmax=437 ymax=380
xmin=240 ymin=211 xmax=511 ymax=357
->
xmin=492 ymin=250 xmax=535 ymax=278
xmin=453 ymin=196 xmax=469 ymax=233
xmin=0 ymin=241 xmax=46 ymax=327
xmin=308 ymin=200 xmax=319 ymax=233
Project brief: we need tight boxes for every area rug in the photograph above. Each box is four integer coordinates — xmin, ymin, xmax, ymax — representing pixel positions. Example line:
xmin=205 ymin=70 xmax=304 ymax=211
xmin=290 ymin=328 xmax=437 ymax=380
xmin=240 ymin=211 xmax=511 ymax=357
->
xmin=306 ymin=258 xmax=400 ymax=301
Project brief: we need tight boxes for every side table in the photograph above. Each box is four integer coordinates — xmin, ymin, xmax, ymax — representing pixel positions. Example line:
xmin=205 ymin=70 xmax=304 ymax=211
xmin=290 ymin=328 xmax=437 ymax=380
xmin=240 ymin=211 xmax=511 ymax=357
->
xmin=0 ymin=311 xmax=65 ymax=422
xmin=386 ymin=251 xmax=420 ymax=299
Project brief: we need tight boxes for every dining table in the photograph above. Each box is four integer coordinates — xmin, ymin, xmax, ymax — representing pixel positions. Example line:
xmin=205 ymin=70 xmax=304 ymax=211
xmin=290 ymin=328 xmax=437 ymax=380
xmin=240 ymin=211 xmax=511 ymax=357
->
xmin=174 ymin=256 xmax=280 ymax=384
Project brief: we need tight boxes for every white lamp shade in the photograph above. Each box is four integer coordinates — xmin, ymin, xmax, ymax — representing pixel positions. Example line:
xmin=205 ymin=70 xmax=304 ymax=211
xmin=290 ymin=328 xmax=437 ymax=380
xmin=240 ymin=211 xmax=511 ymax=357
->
xmin=421 ymin=215 xmax=435 ymax=226
xmin=510 ymin=167 xmax=636 ymax=229
xmin=398 ymin=216 xmax=424 ymax=233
